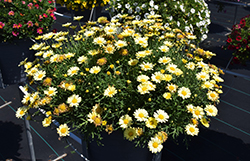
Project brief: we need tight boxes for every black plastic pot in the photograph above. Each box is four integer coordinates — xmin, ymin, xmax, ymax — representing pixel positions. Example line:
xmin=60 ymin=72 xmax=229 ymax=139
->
xmin=81 ymin=130 xmax=162 ymax=161
xmin=0 ymin=39 xmax=35 ymax=85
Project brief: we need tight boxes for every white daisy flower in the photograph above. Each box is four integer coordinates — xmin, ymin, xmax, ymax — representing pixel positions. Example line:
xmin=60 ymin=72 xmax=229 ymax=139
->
xmin=50 ymin=54 xmax=59 ymax=63
xmin=104 ymin=26 xmax=117 ymax=35
xmin=84 ymin=30 xmax=95 ymax=37
xmin=104 ymin=85 xmax=117 ymax=97
xmin=119 ymin=114 xmax=132 ymax=129
xmin=166 ymin=63 xmax=178 ymax=74
xmin=140 ymin=62 xmax=154 ymax=71
xmin=87 ymin=112 xmax=100 ymax=123
xmin=16 ymin=107 xmax=28 ymax=118
xmin=187 ymin=104 xmax=195 ymax=113
xmin=34 ymin=70 xmax=46 ymax=81
xmin=77 ymin=55 xmax=88 ymax=64
xmin=148 ymin=137 xmax=163 ymax=153
xmin=134 ymin=37 xmax=148 ymax=48
xmin=158 ymin=56 xmax=171 ymax=64
xmin=67 ymin=94 xmax=82 ymax=107
xmin=65 ymin=52 xmax=75 ymax=59
xmin=185 ymin=62 xmax=196 ymax=70
xmin=134 ymin=109 xmax=148 ymax=122
xmin=204 ymin=105 xmax=218 ymax=116
xmin=136 ymin=51 xmax=148 ymax=59
xmin=22 ymin=93 xmax=31 ymax=104
xmin=42 ymin=117 xmax=52 ymax=127
xmin=44 ymin=87 xmax=57 ymax=97
xmin=137 ymin=83 xmax=150 ymax=94
xmin=159 ymin=45 xmax=169 ymax=52
xmin=104 ymin=44 xmax=116 ymax=54
xmin=178 ymin=87 xmax=191 ymax=99
xmin=67 ymin=66 xmax=80 ymax=77
xmin=201 ymin=81 xmax=214 ymax=89
xmin=185 ymin=124 xmax=199 ymax=136
xmin=196 ymin=71 xmax=210 ymax=81
xmin=151 ymin=72 xmax=164 ymax=83
xmin=93 ymin=37 xmax=106 ymax=46
xmin=27 ymin=67 xmax=38 ymax=76
xmin=192 ymin=106 xmax=204 ymax=119
xmin=115 ymin=40 xmax=127 ymax=49
xmin=137 ymin=75 xmax=150 ymax=83
xmin=57 ymin=124 xmax=70 ymax=137
xmin=153 ymin=109 xmax=169 ymax=123
xmin=167 ymin=83 xmax=178 ymax=93
xmin=207 ymin=91 xmax=219 ymax=101
xmin=89 ymin=66 xmax=101 ymax=74
xmin=88 ymin=50 xmax=99 ymax=56
xmin=43 ymin=50 xmax=54 ymax=58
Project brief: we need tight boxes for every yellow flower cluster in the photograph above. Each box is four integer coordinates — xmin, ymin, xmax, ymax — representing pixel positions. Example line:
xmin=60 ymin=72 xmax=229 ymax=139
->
xmin=17 ymin=14 xmax=223 ymax=153
xmin=56 ymin=0 xmax=110 ymax=11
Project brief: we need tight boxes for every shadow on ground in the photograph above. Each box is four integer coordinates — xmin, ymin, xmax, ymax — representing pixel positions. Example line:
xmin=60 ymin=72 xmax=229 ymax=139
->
xmin=0 ymin=121 xmax=22 ymax=161
xmin=162 ymin=128 xmax=250 ymax=161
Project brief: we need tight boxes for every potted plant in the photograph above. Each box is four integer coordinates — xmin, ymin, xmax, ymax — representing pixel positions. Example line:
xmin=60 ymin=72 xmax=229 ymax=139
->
xmin=224 ymin=14 xmax=250 ymax=65
xmin=16 ymin=14 xmax=224 ymax=160
xmin=0 ymin=0 xmax=56 ymax=85
xmin=55 ymin=0 xmax=110 ymax=22
xmin=108 ymin=0 xmax=211 ymax=43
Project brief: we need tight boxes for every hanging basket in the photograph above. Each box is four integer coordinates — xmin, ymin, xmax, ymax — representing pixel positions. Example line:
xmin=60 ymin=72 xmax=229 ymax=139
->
xmin=81 ymin=130 xmax=162 ymax=161
xmin=0 ymin=39 xmax=35 ymax=85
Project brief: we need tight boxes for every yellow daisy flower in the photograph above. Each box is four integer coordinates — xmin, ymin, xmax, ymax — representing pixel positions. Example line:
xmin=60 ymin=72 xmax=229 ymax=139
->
xmin=57 ymin=124 xmax=70 ymax=137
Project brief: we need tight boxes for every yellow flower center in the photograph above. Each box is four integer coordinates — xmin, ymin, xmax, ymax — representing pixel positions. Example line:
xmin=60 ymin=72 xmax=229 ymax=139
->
xmin=182 ymin=91 xmax=187 ymax=96
xmin=209 ymin=109 xmax=213 ymax=113
xmin=144 ymin=65 xmax=150 ymax=69
xmin=189 ymin=127 xmax=195 ymax=133
xmin=65 ymin=83 xmax=70 ymax=88
xmin=210 ymin=93 xmax=216 ymax=98
xmin=128 ymin=131 xmax=134 ymax=136
xmin=48 ymin=91 xmax=53 ymax=95
xmin=156 ymin=76 xmax=161 ymax=80
xmin=170 ymin=67 xmax=175 ymax=71
xmin=72 ymin=70 xmax=77 ymax=74
xmin=97 ymin=40 xmax=102 ymax=44
xmin=139 ymin=40 xmax=144 ymax=44
xmin=139 ymin=113 xmax=144 ymax=118
xmin=153 ymin=142 xmax=158 ymax=148
xmin=118 ymin=43 xmax=123 ymax=47
xmin=72 ymin=98 xmax=77 ymax=104
xmin=93 ymin=70 xmax=99 ymax=74
xmin=158 ymin=114 xmax=164 ymax=120
xmin=61 ymin=128 xmax=66 ymax=134
xmin=94 ymin=117 xmax=101 ymax=124
xmin=169 ymin=86 xmax=174 ymax=91
xmin=108 ymin=29 xmax=113 ymax=32
xmin=38 ymin=74 xmax=43 ymax=78
xmin=108 ymin=91 xmax=114 ymax=95
xmin=163 ymin=59 xmax=168 ymax=63
xmin=195 ymin=110 xmax=200 ymax=115
xmin=141 ymin=79 xmax=146 ymax=82
xmin=107 ymin=47 xmax=113 ymax=52
xmin=20 ymin=110 xmax=24 ymax=115
xmin=201 ymin=75 xmax=205 ymax=79
xmin=142 ymin=86 xmax=148 ymax=91
xmin=123 ymin=119 xmax=129 ymax=124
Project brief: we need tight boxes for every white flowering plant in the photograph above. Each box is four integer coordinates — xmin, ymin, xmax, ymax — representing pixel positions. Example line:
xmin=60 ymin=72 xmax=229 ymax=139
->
xmin=16 ymin=15 xmax=224 ymax=153
xmin=108 ymin=0 xmax=211 ymax=42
